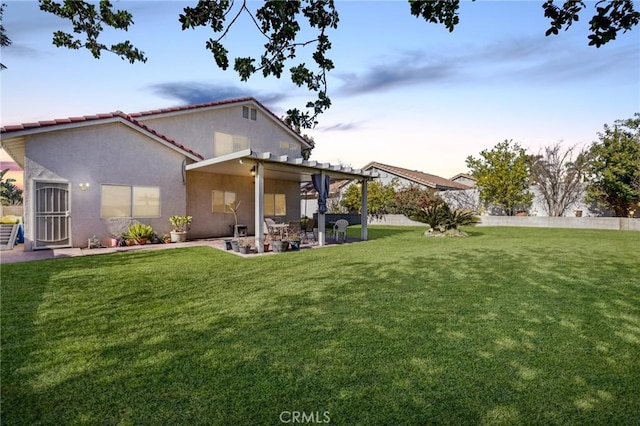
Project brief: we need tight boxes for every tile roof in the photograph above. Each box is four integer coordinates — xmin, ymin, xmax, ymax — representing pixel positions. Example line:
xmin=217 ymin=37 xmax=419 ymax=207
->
xmin=364 ymin=162 xmax=472 ymax=190
xmin=128 ymin=97 xmax=257 ymax=118
xmin=0 ymin=97 xmax=307 ymax=158
xmin=128 ymin=97 xmax=311 ymax=148
xmin=450 ymin=172 xmax=476 ymax=181
xmin=1 ymin=111 xmax=204 ymax=160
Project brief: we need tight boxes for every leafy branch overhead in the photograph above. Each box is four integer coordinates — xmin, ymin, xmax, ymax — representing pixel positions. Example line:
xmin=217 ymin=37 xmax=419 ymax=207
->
xmin=179 ymin=0 xmax=339 ymax=129
xmin=6 ymin=1 xmax=638 ymax=128
xmin=38 ymin=0 xmax=147 ymax=63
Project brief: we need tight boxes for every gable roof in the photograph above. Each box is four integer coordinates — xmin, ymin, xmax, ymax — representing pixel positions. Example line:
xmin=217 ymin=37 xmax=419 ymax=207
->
xmin=363 ymin=162 xmax=472 ymax=190
xmin=0 ymin=97 xmax=313 ymax=165
xmin=127 ymin=97 xmax=313 ymax=149
xmin=450 ymin=172 xmax=476 ymax=182
xmin=1 ymin=110 xmax=204 ymax=162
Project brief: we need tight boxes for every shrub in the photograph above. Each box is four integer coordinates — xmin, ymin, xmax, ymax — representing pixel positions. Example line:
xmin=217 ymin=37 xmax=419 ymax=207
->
xmin=124 ymin=223 xmax=154 ymax=244
xmin=412 ymin=203 xmax=479 ymax=233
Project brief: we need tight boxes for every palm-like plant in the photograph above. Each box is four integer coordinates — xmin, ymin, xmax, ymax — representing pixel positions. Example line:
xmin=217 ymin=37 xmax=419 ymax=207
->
xmin=0 ymin=168 xmax=23 ymax=206
xmin=420 ymin=203 xmax=479 ymax=233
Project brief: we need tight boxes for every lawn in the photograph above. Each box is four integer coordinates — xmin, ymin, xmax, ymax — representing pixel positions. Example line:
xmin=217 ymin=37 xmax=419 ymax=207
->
xmin=1 ymin=226 xmax=639 ymax=425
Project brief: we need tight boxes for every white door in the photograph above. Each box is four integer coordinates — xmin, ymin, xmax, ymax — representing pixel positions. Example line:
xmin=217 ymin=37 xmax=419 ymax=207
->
xmin=34 ymin=181 xmax=70 ymax=249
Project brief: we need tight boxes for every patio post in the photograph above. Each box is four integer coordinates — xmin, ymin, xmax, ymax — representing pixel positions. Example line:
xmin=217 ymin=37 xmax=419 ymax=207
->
xmin=318 ymin=171 xmax=326 ymax=246
xmin=361 ymin=178 xmax=368 ymax=241
xmin=254 ymin=162 xmax=264 ymax=253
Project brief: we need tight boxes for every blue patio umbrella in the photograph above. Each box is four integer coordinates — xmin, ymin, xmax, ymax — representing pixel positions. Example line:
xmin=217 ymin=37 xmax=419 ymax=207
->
xmin=312 ymin=174 xmax=330 ymax=214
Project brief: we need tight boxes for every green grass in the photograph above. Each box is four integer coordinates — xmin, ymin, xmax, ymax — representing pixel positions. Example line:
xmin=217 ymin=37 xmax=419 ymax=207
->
xmin=2 ymin=226 xmax=639 ymax=425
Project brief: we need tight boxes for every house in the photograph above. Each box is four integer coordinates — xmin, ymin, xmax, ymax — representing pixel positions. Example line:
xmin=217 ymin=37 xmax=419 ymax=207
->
xmin=300 ymin=179 xmax=351 ymax=217
xmin=1 ymin=97 xmax=375 ymax=252
xmin=300 ymin=161 xmax=472 ymax=218
xmin=449 ymin=173 xmax=477 ymax=188
xmin=364 ymin=162 xmax=472 ymax=191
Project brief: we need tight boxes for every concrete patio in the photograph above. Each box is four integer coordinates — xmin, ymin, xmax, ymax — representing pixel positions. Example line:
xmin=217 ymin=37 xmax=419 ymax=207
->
xmin=0 ymin=235 xmax=361 ymax=265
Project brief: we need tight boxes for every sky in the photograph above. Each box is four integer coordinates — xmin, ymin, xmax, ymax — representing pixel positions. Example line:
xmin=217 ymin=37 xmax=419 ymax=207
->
xmin=1 ymin=0 xmax=639 ymax=186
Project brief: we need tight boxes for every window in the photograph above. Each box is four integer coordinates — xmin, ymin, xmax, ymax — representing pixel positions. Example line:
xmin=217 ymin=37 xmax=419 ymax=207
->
xmin=101 ymin=185 xmax=160 ymax=218
xmin=212 ymin=190 xmax=237 ymax=213
xmin=214 ymin=132 xmax=250 ymax=157
xmin=133 ymin=187 xmax=161 ymax=217
xmin=242 ymin=106 xmax=257 ymax=121
xmin=265 ymin=193 xmax=286 ymax=216
xmin=280 ymin=141 xmax=301 ymax=157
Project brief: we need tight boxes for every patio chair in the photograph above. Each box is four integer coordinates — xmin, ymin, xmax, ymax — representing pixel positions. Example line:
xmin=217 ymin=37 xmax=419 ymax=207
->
xmin=302 ymin=218 xmax=316 ymax=242
xmin=333 ymin=219 xmax=349 ymax=242
xmin=265 ymin=217 xmax=288 ymax=240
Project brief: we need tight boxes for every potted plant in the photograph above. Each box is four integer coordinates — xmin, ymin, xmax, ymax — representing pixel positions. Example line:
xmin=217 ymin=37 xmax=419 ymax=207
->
xmin=238 ymin=238 xmax=253 ymax=254
xmin=288 ymin=231 xmax=301 ymax=251
xmin=169 ymin=215 xmax=192 ymax=242
xmin=271 ymin=236 xmax=288 ymax=253
xmin=226 ymin=200 xmax=242 ymax=237
xmin=106 ymin=218 xmax=132 ymax=247
xmin=124 ymin=223 xmax=154 ymax=245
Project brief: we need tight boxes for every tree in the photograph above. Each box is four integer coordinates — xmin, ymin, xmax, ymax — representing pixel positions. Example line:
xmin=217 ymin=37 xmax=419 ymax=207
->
xmin=466 ymin=140 xmax=534 ymax=216
xmin=341 ymin=179 xmax=397 ymax=219
xmin=4 ymin=0 xmax=638 ymax=128
xmin=0 ymin=3 xmax=11 ymax=70
xmin=393 ymin=184 xmax=443 ymax=222
xmin=440 ymin=188 xmax=482 ymax=213
xmin=585 ymin=114 xmax=640 ymax=217
xmin=0 ymin=168 xmax=23 ymax=206
xmin=529 ymin=143 xmax=589 ymax=216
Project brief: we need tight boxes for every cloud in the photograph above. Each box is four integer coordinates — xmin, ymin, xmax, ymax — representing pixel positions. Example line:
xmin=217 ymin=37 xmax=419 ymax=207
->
xmin=0 ymin=161 xmax=22 ymax=172
xmin=336 ymin=52 xmax=455 ymax=96
xmin=317 ymin=121 xmax=365 ymax=132
xmin=147 ymin=81 xmax=288 ymax=106
xmin=334 ymin=36 xmax=638 ymax=97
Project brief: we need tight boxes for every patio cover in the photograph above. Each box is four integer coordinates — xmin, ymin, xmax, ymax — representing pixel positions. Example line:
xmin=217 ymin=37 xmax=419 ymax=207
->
xmin=185 ymin=149 xmax=377 ymax=252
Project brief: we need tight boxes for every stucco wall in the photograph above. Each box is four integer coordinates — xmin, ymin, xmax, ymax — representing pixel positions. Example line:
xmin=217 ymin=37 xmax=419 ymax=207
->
xmin=369 ymin=214 xmax=639 ymax=231
xmin=23 ymin=122 xmax=188 ymax=249
xmin=186 ymin=171 xmax=301 ymax=238
xmin=140 ymin=105 xmax=304 ymax=159
xmin=368 ymin=214 xmax=425 ymax=226
xmin=477 ymin=216 xmax=640 ymax=231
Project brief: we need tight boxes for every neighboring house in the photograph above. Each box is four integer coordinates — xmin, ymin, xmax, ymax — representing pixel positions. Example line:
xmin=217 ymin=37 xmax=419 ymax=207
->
xmin=301 ymin=161 xmax=472 ymax=215
xmin=363 ymin=162 xmax=473 ymax=191
xmin=450 ymin=173 xmax=477 ymax=188
xmin=1 ymin=97 xmax=374 ymax=252
xmin=300 ymin=179 xmax=351 ymax=216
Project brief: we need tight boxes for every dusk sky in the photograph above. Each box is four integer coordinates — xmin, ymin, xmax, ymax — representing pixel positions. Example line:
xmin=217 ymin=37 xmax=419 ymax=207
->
xmin=1 ymin=1 xmax=639 ymax=182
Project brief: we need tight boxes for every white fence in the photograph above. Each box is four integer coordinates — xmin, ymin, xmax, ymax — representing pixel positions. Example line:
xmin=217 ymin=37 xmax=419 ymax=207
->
xmin=369 ymin=214 xmax=640 ymax=231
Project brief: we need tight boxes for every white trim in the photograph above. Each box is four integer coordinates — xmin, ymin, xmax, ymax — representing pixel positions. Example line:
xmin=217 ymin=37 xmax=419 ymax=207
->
xmin=254 ymin=162 xmax=265 ymax=253
xmin=185 ymin=149 xmax=253 ymax=171
xmin=186 ymin=149 xmax=378 ymax=180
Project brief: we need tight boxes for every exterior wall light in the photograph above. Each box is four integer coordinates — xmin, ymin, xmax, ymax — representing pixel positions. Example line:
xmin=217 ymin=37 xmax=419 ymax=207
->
xmin=79 ymin=182 xmax=90 ymax=191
